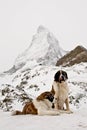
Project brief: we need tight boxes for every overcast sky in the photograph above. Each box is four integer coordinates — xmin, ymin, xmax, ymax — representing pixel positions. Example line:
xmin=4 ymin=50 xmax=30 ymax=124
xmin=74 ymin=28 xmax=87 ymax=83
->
xmin=0 ymin=0 xmax=87 ymax=72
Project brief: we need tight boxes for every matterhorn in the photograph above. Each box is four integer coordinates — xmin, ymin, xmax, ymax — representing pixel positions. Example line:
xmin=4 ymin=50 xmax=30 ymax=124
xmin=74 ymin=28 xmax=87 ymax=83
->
xmin=14 ymin=25 xmax=66 ymax=70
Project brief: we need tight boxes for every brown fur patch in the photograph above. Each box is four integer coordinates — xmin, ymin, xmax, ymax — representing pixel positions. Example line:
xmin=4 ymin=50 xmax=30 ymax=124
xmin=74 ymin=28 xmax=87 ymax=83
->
xmin=36 ymin=91 xmax=52 ymax=101
xmin=22 ymin=102 xmax=38 ymax=114
xmin=13 ymin=102 xmax=38 ymax=115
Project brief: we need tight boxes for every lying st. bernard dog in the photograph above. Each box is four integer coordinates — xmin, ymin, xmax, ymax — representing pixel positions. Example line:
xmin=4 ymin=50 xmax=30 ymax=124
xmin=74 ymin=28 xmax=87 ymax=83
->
xmin=51 ymin=70 xmax=72 ymax=113
xmin=12 ymin=91 xmax=60 ymax=116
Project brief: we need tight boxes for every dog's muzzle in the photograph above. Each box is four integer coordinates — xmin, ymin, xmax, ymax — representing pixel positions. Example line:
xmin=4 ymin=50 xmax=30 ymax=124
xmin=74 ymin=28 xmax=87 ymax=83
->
xmin=59 ymin=74 xmax=66 ymax=83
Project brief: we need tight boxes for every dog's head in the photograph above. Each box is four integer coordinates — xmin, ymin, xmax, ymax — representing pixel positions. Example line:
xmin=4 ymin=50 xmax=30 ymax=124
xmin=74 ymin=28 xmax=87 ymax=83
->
xmin=54 ymin=70 xmax=68 ymax=83
xmin=37 ymin=91 xmax=54 ymax=102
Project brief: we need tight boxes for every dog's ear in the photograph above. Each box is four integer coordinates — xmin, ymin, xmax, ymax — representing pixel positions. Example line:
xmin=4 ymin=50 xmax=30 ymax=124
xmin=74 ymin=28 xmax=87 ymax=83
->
xmin=54 ymin=71 xmax=60 ymax=81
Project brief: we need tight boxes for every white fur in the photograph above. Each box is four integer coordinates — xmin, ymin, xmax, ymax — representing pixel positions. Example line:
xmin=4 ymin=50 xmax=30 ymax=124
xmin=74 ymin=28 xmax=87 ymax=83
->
xmin=33 ymin=99 xmax=60 ymax=116
xmin=53 ymin=81 xmax=69 ymax=110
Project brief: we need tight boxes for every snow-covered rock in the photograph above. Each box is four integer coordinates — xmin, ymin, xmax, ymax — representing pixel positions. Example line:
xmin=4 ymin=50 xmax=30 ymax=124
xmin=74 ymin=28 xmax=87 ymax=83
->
xmin=14 ymin=25 xmax=66 ymax=69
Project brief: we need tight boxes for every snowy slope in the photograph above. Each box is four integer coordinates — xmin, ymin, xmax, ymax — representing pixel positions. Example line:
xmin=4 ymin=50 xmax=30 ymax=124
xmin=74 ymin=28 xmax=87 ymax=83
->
xmin=0 ymin=62 xmax=87 ymax=130
xmin=0 ymin=62 xmax=87 ymax=111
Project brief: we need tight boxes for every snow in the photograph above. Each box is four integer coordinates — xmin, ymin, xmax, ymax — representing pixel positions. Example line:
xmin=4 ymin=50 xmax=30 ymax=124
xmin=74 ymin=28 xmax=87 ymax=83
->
xmin=0 ymin=108 xmax=87 ymax=130
xmin=0 ymin=63 xmax=87 ymax=129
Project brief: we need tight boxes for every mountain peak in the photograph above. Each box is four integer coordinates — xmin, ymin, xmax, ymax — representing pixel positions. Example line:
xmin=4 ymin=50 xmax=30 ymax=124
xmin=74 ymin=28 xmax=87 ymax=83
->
xmin=37 ymin=25 xmax=49 ymax=34
xmin=14 ymin=26 xmax=67 ymax=69
xmin=6 ymin=26 xmax=67 ymax=73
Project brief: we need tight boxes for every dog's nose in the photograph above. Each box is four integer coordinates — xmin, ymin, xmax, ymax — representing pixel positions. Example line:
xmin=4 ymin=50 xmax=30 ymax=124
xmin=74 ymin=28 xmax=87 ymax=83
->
xmin=60 ymin=75 xmax=64 ymax=80
xmin=61 ymin=75 xmax=64 ymax=80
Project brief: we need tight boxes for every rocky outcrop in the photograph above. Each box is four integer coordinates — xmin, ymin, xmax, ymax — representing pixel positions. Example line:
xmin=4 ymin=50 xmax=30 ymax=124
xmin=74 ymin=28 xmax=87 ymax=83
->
xmin=56 ymin=45 xmax=87 ymax=66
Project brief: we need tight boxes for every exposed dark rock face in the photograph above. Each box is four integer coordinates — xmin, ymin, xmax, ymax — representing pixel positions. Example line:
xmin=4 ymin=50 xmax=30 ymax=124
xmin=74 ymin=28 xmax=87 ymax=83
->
xmin=56 ymin=45 xmax=87 ymax=67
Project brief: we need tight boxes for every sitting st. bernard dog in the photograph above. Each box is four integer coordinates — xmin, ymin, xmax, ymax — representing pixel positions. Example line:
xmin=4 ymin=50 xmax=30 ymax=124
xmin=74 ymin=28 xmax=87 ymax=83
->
xmin=51 ymin=70 xmax=72 ymax=113
xmin=12 ymin=91 xmax=60 ymax=116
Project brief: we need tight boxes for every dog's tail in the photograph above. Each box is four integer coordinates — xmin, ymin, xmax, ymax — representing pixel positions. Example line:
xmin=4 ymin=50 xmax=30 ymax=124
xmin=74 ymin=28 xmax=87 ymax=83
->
xmin=11 ymin=110 xmax=23 ymax=115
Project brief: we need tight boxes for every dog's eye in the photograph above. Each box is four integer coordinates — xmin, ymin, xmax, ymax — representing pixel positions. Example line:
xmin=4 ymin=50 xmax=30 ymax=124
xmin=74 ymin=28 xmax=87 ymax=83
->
xmin=63 ymin=72 xmax=67 ymax=76
xmin=63 ymin=72 xmax=66 ymax=75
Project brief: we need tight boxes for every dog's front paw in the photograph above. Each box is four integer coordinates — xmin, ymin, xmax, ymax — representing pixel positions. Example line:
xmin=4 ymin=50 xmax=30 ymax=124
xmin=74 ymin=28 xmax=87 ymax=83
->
xmin=54 ymin=110 xmax=60 ymax=115
xmin=65 ymin=109 xmax=73 ymax=114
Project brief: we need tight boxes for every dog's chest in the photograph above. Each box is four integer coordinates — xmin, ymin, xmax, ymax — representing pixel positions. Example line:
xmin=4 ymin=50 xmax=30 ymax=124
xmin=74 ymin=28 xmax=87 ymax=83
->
xmin=53 ymin=82 xmax=69 ymax=100
xmin=58 ymin=85 xmax=68 ymax=100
